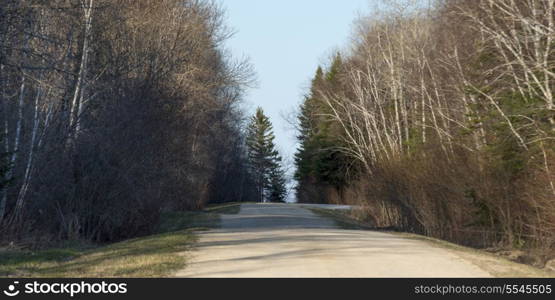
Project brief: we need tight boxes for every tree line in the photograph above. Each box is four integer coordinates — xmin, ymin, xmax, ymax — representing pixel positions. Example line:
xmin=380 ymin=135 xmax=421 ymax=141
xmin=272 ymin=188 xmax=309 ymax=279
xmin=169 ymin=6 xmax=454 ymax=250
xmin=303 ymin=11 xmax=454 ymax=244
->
xmin=0 ymin=0 xmax=267 ymax=245
xmin=295 ymin=0 xmax=554 ymax=257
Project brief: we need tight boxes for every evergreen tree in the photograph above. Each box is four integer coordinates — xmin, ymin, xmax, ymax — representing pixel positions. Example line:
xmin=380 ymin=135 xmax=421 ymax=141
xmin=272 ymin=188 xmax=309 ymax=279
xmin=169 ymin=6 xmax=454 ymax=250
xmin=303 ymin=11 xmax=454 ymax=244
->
xmin=294 ymin=67 xmax=324 ymax=182
xmin=326 ymin=53 xmax=343 ymax=85
xmin=294 ymin=58 xmax=350 ymax=203
xmin=246 ymin=108 xmax=287 ymax=203
xmin=267 ymin=159 xmax=287 ymax=203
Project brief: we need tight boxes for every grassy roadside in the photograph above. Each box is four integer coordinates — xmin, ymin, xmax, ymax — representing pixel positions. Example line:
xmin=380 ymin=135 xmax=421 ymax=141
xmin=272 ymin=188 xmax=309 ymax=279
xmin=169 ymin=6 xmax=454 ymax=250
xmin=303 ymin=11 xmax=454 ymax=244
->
xmin=310 ymin=207 xmax=555 ymax=278
xmin=204 ymin=202 xmax=242 ymax=215
xmin=0 ymin=203 xmax=243 ymax=278
xmin=396 ymin=232 xmax=555 ymax=278
xmin=0 ymin=230 xmax=196 ymax=278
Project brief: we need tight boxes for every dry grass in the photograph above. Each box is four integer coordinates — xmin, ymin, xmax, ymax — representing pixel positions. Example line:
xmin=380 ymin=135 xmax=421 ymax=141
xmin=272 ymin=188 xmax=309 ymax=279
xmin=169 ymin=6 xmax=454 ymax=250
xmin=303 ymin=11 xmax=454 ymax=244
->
xmin=204 ymin=203 xmax=243 ymax=215
xmin=395 ymin=232 xmax=555 ymax=278
xmin=0 ymin=231 xmax=195 ymax=278
xmin=308 ymin=207 xmax=373 ymax=230
xmin=0 ymin=207 xmax=228 ymax=278
xmin=312 ymin=207 xmax=555 ymax=278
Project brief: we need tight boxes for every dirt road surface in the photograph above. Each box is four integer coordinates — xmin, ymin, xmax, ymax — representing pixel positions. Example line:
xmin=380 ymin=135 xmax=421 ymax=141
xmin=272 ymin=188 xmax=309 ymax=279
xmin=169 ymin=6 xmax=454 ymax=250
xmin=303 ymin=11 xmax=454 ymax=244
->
xmin=176 ymin=204 xmax=503 ymax=278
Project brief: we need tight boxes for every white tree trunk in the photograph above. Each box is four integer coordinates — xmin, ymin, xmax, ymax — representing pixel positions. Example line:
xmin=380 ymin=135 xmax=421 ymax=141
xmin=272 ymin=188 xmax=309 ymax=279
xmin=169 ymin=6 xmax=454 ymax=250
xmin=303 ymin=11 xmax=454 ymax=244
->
xmin=69 ymin=0 xmax=94 ymax=140
xmin=14 ymin=83 xmax=42 ymax=213
xmin=1 ymin=74 xmax=26 ymax=223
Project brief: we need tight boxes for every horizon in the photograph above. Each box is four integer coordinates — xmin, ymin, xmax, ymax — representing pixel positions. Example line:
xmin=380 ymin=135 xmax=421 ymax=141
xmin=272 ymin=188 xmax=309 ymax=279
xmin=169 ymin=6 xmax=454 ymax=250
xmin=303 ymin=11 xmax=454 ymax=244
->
xmin=224 ymin=0 xmax=371 ymax=163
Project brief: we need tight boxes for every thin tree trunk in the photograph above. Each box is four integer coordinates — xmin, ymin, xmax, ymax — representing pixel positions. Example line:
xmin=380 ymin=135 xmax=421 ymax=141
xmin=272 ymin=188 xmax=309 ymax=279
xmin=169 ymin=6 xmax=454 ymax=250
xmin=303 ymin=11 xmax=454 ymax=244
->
xmin=0 ymin=64 xmax=7 ymax=223
xmin=69 ymin=0 xmax=94 ymax=140
xmin=541 ymin=142 xmax=555 ymax=197
xmin=14 ymin=83 xmax=42 ymax=214
xmin=3 ymin=74 xmax=26 ymax=223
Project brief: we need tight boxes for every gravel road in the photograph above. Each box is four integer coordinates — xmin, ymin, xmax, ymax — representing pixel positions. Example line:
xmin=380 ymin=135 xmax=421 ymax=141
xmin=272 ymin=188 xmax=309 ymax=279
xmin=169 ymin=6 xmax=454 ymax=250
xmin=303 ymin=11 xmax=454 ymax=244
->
xmin=176 ymin=203 xmax=492 ymax=278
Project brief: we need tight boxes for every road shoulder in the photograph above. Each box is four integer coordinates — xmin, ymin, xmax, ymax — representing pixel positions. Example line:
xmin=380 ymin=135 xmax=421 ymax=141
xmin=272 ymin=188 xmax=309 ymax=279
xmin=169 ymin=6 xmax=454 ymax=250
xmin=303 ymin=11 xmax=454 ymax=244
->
xmin=310 ymin=207 xmax=555 ymax=278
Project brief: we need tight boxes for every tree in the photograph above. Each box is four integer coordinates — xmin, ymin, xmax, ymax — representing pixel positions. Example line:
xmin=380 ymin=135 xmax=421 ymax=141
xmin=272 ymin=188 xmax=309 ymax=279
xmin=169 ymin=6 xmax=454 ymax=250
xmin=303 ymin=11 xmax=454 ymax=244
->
xmin=295 ymin=62 xmax=351 ymax=203
xmin=0 ymin=134 xmax=10 ymax=223
xmin=295 ymin=67 xmax=323 ymax=182
xmin=246 ymin=108 xmax=286 ymax=203
xmin=294 ymin=0 xmax=555 ymax=252
xmin=267 ymin=159 xmax=287 ymax=203
xmin=0 ymin=0 xmax=257 ymax=243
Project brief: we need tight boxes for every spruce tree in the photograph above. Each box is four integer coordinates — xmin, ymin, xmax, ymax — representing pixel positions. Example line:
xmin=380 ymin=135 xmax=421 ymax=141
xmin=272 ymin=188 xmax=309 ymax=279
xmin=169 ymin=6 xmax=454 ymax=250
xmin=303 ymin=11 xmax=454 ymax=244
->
xmin=294 ymin=60 xmax=350 ymax=203
xmin=246 ymin=108 xmax=287 ymax=203
xmin=267 ymin=159 xmax=287 ymax=203
xmin=294 ymin=67 xmax=323 ymax=182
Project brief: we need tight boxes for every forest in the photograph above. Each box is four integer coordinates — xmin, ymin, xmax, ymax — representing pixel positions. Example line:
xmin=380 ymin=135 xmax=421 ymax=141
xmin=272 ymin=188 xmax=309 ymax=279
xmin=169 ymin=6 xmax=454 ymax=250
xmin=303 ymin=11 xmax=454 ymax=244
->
xmin=0 ymin=0 xmax=263 ymax=244
xmin=2 ymin=0 xmax=554 ymax=269
xmin=295 ymin=0 xmax=555 ymax=258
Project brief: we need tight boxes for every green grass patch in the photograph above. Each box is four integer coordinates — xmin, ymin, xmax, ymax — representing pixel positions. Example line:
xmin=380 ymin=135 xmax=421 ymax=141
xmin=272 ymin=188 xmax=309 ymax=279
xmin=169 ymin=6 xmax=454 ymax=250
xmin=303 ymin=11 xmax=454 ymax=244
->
xmin=0 ymin=207 xmax=229 ymax=278
xmin=204 ymin=203 xmax=242 ymax=215
xmin=0 ymin=230 xmax=195 ymax=278
xmin=157 ymin=203 xmax=243 ymax=234
xmin=157 ymin=211 xmax=221 ymax=234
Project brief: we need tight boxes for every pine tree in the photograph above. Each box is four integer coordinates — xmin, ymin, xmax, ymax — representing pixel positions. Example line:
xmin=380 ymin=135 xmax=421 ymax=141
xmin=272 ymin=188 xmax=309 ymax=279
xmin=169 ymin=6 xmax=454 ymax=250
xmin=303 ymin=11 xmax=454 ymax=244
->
xmin=294 ymin=59 xmax=350 ymax=203
xmin=246 ymin=108 xmax=286 ymax=203
xmin=267 ymin=159 xmax=287 ymax=203
xmin=326 ymin=53 xmax=343 ymax=85
xmin=294 ymin=67 xmax=324 ymax=182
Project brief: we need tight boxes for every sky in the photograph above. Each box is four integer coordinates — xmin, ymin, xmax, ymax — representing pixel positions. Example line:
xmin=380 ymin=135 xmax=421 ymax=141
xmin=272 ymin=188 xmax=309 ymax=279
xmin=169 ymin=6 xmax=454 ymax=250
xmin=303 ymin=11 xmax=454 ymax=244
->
xmin=222 ymin=0 xmax=370 ymax=164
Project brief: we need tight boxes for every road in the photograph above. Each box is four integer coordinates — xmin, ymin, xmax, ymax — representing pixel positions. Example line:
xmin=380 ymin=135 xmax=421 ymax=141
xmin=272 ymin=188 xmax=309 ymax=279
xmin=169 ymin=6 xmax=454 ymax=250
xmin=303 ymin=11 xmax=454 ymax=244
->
xmin=176 ymin=203 xmax=492 ymax=278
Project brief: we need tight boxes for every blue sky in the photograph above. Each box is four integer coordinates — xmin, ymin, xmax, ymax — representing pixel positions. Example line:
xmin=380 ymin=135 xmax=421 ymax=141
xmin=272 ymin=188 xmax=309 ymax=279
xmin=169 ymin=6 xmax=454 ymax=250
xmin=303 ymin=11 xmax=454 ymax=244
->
xmin=222 ymin=0 xmax=370 ymax=163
